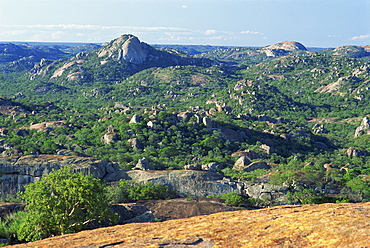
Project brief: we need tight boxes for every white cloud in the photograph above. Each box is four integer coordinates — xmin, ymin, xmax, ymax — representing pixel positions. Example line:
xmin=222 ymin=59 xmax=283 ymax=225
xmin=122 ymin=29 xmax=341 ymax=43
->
xmin=181 ymin=5 xmax=188 ymax=8
xmin=205 ymin=29 xmax=217 ymax=35
xmin=240 ymin=30 xmax=263 ymax=35
xmin=350 ymin=34 xmax=370 ymax=40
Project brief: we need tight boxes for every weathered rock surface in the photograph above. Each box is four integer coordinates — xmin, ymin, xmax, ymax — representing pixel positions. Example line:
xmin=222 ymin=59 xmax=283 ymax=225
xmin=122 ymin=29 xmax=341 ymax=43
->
xmin=0 ymin=155 xmax=119 ymax=198
xmin=233 ymin=156 xmax=252 ymax=170
xmin=354 ymin=116 xmax=370 ymax=137
xmin=11 ymin=202 xmax=370 ymax=248
xmin=103 ymin=170 xmax=238 ymax=198
xmin=98 ymin=35 xmax=150 ymax=64
xmin=138 ymin=198 xmax=246 ymax=221
xmin=132 ymin=157 xmax=155 ymax=170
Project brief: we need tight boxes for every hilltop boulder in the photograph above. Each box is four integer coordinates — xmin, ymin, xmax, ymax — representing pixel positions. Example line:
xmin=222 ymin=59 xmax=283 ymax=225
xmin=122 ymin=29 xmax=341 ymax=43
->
xmin=354 ymin=117 xmax=370 ymax=137
xmin=98 ymin=35 xmax=150 ymax=64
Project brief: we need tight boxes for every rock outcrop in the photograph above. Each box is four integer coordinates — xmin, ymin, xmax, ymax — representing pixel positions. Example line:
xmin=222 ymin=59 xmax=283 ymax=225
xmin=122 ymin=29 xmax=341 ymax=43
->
xmin=354 ymin=116 xmax=370 ymax=137
xmin=262 ymin=41 xmax=307 ymax=57
xmin=0 ymin=155 xmax=119 ymax=198
xmin=11 ymin=202 xmax=370 ymax=248
xmin=103 ymin=170 xmax=238 ymax=198
xmin=98 ymin=35 xmax=150 ymax=64
xmin=132 ymin=157 xmax=155 ymax=170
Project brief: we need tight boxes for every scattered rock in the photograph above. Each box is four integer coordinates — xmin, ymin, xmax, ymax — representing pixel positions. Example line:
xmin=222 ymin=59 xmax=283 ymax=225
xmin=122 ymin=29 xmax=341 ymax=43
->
xmin=201 ymin=162 xmax=221 ymax=172
xmin=346 ymin=147 xmax=370 ymax=157
xmin=184 ymin=164 xmax=201 ymax=170
xmin=132 ymin=157 xmax=155 ymax=170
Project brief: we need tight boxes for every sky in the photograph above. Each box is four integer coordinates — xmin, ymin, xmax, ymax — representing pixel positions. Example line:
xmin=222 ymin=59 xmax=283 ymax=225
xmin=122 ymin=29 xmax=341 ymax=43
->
xmin=0 ymin=0 xmax=369 ymax=48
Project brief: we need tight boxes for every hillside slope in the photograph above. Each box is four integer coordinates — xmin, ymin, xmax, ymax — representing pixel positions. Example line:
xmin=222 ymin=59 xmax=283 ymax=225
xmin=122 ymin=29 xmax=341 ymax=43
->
xmin=10 ymin=202 xmax=370 ymax=247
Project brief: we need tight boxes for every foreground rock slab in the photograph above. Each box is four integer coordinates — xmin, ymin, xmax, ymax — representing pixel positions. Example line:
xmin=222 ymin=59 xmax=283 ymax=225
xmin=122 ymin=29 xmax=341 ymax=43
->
xmin=11 ymin=202 xmax=370 ymax=247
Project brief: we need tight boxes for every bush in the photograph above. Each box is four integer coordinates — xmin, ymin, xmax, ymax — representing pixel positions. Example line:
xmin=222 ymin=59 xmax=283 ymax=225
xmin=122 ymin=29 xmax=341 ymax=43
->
xmin=207 ymin=192 xmax=248 ymax=207
xmin=16 ymin=166 xmax=118 ymax=241
xmin=106 ymin=180 xmax=178 ymax=204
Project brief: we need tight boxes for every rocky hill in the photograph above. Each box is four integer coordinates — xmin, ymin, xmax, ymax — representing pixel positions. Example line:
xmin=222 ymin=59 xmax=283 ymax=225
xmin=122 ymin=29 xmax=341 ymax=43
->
xmin=9 ymin=202 xmax=370 ymax=247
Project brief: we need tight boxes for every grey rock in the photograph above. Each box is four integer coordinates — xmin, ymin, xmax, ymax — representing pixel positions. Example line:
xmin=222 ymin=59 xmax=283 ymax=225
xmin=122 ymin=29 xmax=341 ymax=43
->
xmin=132 ymin=157 xmax=155 ymax=170
xmin=354 ymin=117 xmax=370 ymax=137
xmin=103 ymin=170 xmax=238 ymax=198
xmin=128 ymin=138 xmax=143 ymax=150
xmin=184 ymin=164 xmax=201 ymax=170
xmin=0 ymin=155 xmax=119 ymax=198
xmin=242 ymin=161 xmax=271 ymax=172
xmin=129 ymin=114 xmax=141 ymax=123
xmin=233 ymin=156 xmax=252 ymax=171
xmin=201 ymin=162 xmax=221 ymax=172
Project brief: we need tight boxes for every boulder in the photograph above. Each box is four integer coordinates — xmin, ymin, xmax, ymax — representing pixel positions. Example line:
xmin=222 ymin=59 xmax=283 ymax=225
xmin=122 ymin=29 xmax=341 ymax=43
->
xmin=242 ymin=161 xmax=271 ymax=172
xmin=201 ymin=162 xmax=221 ymax=172
xmin=233 ymin=156 xmax=252 ymax=171
xmin=129 ymin=114 xmax=141 ymax=124
xmin=184 ymin=164 xmax=201 ymax=170
xmin=101 ymin=132 xmax=119 ymax=145
xmin=132 ymin=157 xmax=155 ymax=170
xmin=354 ymin=117 xmax=370 ymax=137
xmin=110 ymin=204 xmax=155 ymax=224
xmin=231 ymin=150 xmax=262 ymax=160
xmin=346 ymin=147 xmax=370 ymax=157
xmin=128 ymin=138 xmax=143 ymax=149
xmin=261 ymin=144 xmax=274 ymax=155
xmin=202 ymin=116 xmax=214 ymax=128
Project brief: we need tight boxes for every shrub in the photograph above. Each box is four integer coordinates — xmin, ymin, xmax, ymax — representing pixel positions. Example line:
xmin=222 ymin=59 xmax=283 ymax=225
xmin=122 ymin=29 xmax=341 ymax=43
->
xmin=106 ymin=180 xmax=178 ymax=204
xmin=16 ymin=166 xmax=118 ymax=241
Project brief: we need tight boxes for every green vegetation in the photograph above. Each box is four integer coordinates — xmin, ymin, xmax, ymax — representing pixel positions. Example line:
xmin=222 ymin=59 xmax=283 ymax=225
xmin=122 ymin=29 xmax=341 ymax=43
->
xmin=14 ymin=167 xmax=117 ymax=242
xmin=106 ymin=180 xmax=178 ymax=204
xmin=0 ymin=37 xmax=370 ymax=212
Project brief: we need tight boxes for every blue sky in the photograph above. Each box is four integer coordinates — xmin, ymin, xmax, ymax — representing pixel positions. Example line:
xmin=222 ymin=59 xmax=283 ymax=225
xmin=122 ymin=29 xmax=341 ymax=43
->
xmin=0 ymin=0 xmax=369 ymax=47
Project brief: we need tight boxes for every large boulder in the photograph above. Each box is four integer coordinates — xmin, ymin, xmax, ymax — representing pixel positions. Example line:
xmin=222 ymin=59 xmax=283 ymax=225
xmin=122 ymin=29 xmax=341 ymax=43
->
xmin=233 ymin=156 xmax=252 ymax=171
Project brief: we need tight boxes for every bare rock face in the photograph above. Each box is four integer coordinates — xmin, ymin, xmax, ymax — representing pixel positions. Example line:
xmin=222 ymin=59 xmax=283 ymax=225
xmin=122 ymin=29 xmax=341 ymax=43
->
xmin=129 ymin=114 xmax=141 ymax=123
xmin=103 ymin=170 xmax=238 ymax=198
xmin=13 ymin=202 xmax=370 ymax=248
xmin=0 ymin=155 xmax=119 ymax=198
xmin=262 ymin=41 xmax=307 ymax=57
xmin=354 ymin=116 xmax=370 ymax=137
xmin=128 ymin=138 xmax=143 ymax=149
xmin=233 ymin=156 xmax=252 ymax=171
xmin=98 ymin=35 xmax=149 ymax=64
xmin=263 ymin=41 xmax=307 ymax=52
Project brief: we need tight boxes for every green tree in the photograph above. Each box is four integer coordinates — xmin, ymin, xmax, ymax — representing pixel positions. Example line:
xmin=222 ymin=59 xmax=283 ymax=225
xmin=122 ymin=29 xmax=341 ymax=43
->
xmin=17 ymin=166 xmax=118 ymax=241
